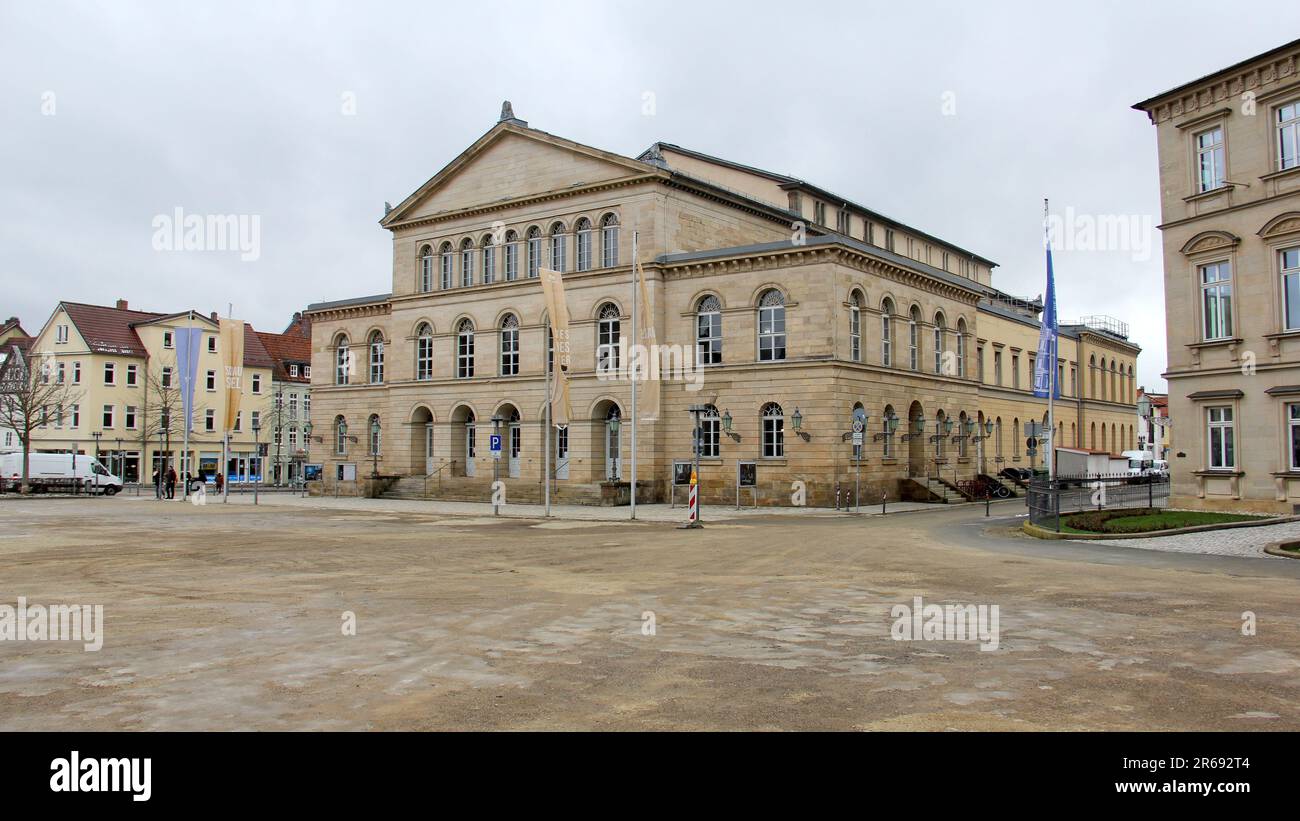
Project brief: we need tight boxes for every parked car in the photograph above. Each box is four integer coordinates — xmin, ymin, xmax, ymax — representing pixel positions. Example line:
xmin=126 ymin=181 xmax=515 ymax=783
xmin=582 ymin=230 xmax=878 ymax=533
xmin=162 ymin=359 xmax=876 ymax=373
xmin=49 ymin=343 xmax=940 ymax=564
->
xmin=0 ymin=452 xmax=122 ymax=495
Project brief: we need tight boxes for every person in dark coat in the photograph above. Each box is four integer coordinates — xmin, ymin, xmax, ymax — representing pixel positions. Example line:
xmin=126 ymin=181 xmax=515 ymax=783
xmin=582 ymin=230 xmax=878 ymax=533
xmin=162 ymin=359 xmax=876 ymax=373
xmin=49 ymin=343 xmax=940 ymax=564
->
xmin=165 ymin=467 xmax=177 ymax=499
xmin=152 ymin=469 xmax=162 ymax=499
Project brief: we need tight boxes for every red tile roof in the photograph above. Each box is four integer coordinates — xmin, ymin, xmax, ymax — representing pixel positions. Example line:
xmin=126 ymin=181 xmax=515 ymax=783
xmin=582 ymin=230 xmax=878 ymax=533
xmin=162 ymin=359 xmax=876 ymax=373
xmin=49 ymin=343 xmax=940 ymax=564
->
xmin=256 ymin=329 xmax=311 ymax=383
xmin=58 ymin=301 xmax=276 ymax=369
xmin=61 ymin=301 xmax=162 ymax=357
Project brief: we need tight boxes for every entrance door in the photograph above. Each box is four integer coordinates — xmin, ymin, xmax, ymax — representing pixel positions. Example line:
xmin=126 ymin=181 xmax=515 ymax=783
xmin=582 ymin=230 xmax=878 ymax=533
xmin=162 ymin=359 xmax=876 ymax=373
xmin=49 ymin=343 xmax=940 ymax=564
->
xmin=424 ymin=423 xmax=434 ymax=474
xmin=555 ymin=426 xmax=569 ymax=480
xmin=464 ymin=422 xmax=477 ymax=477
xmin=508 ymin=423 xmax=521 ymax=478
xmin=605 ymin=417 xmax=621 ymax=480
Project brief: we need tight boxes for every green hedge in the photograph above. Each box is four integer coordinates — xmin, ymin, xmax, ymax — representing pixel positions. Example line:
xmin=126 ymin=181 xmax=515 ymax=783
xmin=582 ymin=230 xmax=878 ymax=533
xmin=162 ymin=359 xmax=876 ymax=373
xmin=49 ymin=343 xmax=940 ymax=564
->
xmin=1063 ymin=508 xmax=1263 ymax=534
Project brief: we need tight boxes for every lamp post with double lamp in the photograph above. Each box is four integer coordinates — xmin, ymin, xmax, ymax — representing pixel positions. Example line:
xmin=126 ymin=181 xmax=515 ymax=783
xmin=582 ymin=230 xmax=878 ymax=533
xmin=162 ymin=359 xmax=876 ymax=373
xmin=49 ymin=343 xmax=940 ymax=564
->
xmin=251 ymin=417 xmax=261 ymax=506
xmin=301 ymin=421 xmax=313 ymax=497
xmin=91 ymin=430 xmax=101 ymax=496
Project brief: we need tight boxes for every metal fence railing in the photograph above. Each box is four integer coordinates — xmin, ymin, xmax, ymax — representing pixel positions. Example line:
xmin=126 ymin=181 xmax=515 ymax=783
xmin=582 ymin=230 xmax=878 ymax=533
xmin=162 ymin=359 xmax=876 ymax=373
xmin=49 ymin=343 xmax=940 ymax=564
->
xmin=1026 ymin=473 xmax=1170 ymax=532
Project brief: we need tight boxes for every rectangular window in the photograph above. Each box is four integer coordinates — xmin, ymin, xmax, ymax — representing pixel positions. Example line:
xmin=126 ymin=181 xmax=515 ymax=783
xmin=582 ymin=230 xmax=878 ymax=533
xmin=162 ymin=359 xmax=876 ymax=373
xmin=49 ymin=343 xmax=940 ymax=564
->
xmin=205 ymin=409 xmax=215 ymax=432
xmin=56 ymin=324 xmax=69 ymax=344
xmin=1207 ymin=405 xmax=1234 ymax=469
xmin=505 ymin=241 xmax=518 ymax=281
xmin=441 ymin=249 xmax=454 ymax=289
xmin=208 ymin=336 xmax=217 ymax=353
xmin=206 ymin=370 xmax=217 ymax=391
xmin=885 ymin=229 xmax=896 ymax=252
xmin=1196 ymin=127 xmax=1225 ymax=193
xmin=103 ymin=362 xmax=116 ymax=385
xmin=1012 ymin=355 xmax=1021 ymax=389
xmin=1290 ymin=404 xmax=1300 ymax=471
xmin=289 ymin=395 xmax=299 ymax=419
xmin=234 ymin=411 xmax=242 ymax=433
xmin=483 ymin=244 xmax=496 ymax=284
xmin=72 ymin=362 xmax=81 ymax=384
xmin=125 ymin=406 xmax=137 ymax=430
xmin=126 ymin=364 xmax=138 ymax=386
xmin=813 ymin=202 xmax=826 ymax=225
xmin=994 ymin=351 xmax=1002 ymax=385
xmin=864 ymin=221 xmax=874 ymax=246
xmin=762 ymin=414 xmax=784 ymax=458
xmin=288 ymin=364 xmax=299 ymax=377
xmin=162 ymin=367 xmax=173 ymax=389
xmin=836 ymin=209 xmax=851 ymax=234
xmin=1200 ymin=261 xmax=1233 ymax=340
xmin=1282 ymin=247 xmax=1300 ymax=331
xmin=1278 ymin=100 xmax=1299 ymax=171
xmin=70 ymin=404 xmax=79 ymax=428
xmin=163 ymin=331 xmax=174 ymax=349
xmin=528 ymin=234 xmax=542 ymax=278
xmin=461 ymin=246 xmax=474 ymax=287
xmin=252 ymin=373 xmax=262 ymax=393
xmin=102 ymin=404 xmax=114 ymax=429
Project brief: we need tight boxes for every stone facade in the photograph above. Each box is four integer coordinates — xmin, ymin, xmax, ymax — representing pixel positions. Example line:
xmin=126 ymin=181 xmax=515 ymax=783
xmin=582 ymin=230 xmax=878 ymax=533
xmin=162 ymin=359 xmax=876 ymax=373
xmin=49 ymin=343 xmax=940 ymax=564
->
xmin=306 ymin=109 xmax=1140 ymax=506
xmin=1135 ymin=39 xmax=1300 ymax=512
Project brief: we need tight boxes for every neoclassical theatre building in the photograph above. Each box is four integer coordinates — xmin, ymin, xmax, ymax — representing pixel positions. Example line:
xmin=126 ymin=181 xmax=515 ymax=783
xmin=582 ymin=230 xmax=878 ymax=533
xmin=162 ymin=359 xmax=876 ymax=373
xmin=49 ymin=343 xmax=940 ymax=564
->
xmin=306 ymin=104 xmax=1140 ymax=506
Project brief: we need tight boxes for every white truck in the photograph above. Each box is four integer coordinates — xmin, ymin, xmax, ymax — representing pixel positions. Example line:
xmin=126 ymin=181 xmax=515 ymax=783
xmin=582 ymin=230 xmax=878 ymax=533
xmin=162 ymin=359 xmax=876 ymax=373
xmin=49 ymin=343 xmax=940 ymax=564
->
xmin=0 ymin=452 xmax=123 ymax=495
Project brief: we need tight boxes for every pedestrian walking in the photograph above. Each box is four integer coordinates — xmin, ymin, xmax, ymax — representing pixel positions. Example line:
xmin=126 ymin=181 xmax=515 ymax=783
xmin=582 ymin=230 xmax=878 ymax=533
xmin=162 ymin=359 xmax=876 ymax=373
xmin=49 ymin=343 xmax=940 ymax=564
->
xmin=165 ymin=466 xmax=177 ymax=499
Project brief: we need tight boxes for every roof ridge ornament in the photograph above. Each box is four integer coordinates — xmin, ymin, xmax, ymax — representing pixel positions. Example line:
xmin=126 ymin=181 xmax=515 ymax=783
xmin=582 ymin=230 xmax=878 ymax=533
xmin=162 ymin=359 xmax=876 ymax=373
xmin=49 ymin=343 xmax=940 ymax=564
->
xmin=499 ymin=100 xmax=527 ymax=127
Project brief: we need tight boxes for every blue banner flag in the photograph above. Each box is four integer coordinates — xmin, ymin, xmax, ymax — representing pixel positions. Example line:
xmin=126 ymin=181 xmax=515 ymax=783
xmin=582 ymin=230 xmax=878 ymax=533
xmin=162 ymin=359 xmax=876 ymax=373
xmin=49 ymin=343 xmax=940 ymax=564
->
xmin=1032 ymin=242 xmax=1059 ymax=399
xmin=175 ymin=325 xmax=203 ymax=434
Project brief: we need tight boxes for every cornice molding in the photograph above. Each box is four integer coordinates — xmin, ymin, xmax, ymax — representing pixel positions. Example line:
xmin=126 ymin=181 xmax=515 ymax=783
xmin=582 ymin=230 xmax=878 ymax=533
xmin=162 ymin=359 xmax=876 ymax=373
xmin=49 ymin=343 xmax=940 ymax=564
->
xmin=1141 ymin=51 xmax=1299 ymax=125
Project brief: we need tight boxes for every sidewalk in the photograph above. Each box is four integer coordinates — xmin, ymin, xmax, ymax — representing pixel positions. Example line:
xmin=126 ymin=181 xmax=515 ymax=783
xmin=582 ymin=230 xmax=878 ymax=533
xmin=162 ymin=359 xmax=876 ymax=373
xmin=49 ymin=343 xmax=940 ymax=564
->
xmin=126 ymin=490 xmax=1023 ymax=523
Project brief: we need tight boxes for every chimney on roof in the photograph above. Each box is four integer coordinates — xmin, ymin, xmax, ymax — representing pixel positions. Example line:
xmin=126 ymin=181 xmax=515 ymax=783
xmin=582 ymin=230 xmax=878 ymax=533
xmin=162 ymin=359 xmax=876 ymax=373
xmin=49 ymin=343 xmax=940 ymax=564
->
xmin=210 ymin=311 xmax=219 ymax=322
xmin=4 ymin=317 xmax=16 ymax=326
xmin=498 ymin=100 xmax=527 ymax=127
xmin=115 ymin=299 xmax=128 ymax=310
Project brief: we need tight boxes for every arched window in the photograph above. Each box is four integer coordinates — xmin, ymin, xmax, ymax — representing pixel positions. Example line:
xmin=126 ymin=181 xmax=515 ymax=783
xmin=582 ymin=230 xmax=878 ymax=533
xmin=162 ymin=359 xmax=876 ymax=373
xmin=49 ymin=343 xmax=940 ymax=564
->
xmin=882 ymin=403 xmax=896 ymax=458
xmin=597 ymin=302 xmax=621 ymax=374
xmin=600 ymin=213 xmax=619 ymax=267
xmin=334 ymin=415 xmax=347 ymax=455
xmin=696 ymin=294 xmax=722 ymax=365
xmin=700 ymin=404 xmax=720 ymax=458
xmin=368 ymin=330 xmax=384 ymax=384
xmin=499 ymin=313 xmax=519 ymax=376
xmin=957 ymin=411 xmax=968 ymax=458
xmin=909 ymin=306 xmax=921 ymax=371
xmin=1089 ymin=354 xmax=1097 ymax=397
xmin=419 ymin=245 xmax=433 ymax=293
xmin=456 ymin=319 xmax=475 ymax=379
xmin=440 ymin=242 xmax=454 ymax=289
xmin=757 ymin=289 xmax=786 ymax=362
xmin=368 ymin=414 xmax=381 ymax=456
xmin=956 ymin=318 xmax=968 ymax=377
xmin=933 ymin=311 xmax=946 ymax=374
xmin=481 ymin=234 xmax=496 ymax=284
xmin=549 ymin=222 xmax=567 ymax=272
xmin=881 ymin=297 xmax=894 ymax=367
xmin=526 ymin=227 xmax=542 ymax=278
xmin=334 ymin=334 xmax=350 ymax=385
xmin=995 ymin=416 xmax=1003 ymax=457
xmin=849 ymin=291 xmax=862 ymax=363
xmin=415 ymin=323 xmax=433 ymax=381
xmin=460 ymin=238 xmax=474 ymax=287
xmin=761 ymin=402 xmax=784 ymax=458
xmin=575 ymin=217 xmax=593 ymax=271
xmin=504 ymin=230 xmax=519 ymax=281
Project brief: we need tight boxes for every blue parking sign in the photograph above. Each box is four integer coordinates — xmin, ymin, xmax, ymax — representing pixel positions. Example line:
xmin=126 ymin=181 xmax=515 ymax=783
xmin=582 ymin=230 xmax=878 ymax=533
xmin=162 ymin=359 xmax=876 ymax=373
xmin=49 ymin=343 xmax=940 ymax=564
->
xmin=489 ymin=434 xmax=502 ymax=459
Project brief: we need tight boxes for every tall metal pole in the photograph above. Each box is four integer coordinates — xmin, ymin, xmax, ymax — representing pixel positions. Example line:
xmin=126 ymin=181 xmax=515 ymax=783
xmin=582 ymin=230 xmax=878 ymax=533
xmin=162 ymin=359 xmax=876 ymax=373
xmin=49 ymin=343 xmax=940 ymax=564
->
xmin=544 ymin=332 xmax=552 ymax=518
xmin=183 ymin=311 xmax=193 ymax=499
xmin=1045 ymin=198 xmax=1057 ymax=481
xmin=630 ymin=231 xmax=638 ymax=520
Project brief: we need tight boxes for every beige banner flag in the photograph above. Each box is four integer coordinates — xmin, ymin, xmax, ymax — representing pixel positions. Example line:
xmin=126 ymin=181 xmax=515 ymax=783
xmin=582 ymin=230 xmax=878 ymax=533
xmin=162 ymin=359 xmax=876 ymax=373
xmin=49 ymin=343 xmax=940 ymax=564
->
xmin=539 ymin=268 xmax=573 ymax=428
xmin=635 ymin=257 xmax=660 ymax=421
xmin=219 ymin=319 xmax=244 ymax=432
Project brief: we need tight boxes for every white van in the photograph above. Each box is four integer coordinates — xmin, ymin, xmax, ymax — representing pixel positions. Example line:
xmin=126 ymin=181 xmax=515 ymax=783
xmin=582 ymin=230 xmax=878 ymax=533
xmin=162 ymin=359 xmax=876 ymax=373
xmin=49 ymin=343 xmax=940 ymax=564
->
xmin=0 ymin=452 xmax=123 ymax=495
xmin=1121 ymin=450 xmax=1154 ymax=476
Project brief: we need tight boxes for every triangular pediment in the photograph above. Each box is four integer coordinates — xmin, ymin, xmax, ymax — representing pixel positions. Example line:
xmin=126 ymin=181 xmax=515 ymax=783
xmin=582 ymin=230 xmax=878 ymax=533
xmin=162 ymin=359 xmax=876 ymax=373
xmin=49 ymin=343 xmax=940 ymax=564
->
xmin=382 ymin=124 xmax=657 ymax=226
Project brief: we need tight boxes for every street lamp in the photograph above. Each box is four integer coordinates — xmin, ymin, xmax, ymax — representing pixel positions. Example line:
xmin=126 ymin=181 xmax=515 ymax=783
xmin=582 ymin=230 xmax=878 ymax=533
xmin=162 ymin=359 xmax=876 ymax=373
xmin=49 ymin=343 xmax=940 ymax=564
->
xmin=251 ymin=417 xmax=261 ymax=506
xmin=721 ymin=408 xmax=740 ymax=442
xmin=301 ymin=421 xmax=313 ymax=497
xmin=791 ymin=406 xmax=810 ymax=442
xmin=369 ymin=417 xmax=381 ymax=478
xmin=607 ymin=414 xmax=621 ymax=481
xmin=91 ymin=431 xmax=102 ymax=496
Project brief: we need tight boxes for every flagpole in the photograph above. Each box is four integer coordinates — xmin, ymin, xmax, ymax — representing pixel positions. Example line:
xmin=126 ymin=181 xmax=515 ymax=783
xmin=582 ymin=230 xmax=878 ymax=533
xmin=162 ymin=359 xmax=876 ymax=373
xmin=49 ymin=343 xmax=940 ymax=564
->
xmin=182 ymin=310 xmax=192 ymax=499
xmin=1045 ymin=198 xmax=1056 ymax=481
xmin=544 ymin=330 xmax=552 ymax=518
xmin=630 ymin=231 xmax=638 ymax=521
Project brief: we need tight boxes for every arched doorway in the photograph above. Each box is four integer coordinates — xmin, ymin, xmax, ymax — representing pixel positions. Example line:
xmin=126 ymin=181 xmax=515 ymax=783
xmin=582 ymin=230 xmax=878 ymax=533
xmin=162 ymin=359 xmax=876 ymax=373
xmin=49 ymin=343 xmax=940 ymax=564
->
xmin=592 ymin=400 xmax=623 ymax=481
xmin=496 ymin=404 xmax=522 ymax=479
xmin=452 ymin=406 xmax=476 ymax=477
xmin=907 ymin=401 xmax=925 ymax=478
xmin=411 ymin=406 xmax=434 ymax=475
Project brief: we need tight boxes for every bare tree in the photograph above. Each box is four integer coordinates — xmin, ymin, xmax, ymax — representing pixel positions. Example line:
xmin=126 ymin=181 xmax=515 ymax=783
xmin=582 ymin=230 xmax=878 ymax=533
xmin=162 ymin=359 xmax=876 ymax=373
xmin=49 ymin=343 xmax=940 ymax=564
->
xmin=0 ymin=348 xmax=84 ymax=493
xmin=136 ymin=363 xmax=203 ymax=486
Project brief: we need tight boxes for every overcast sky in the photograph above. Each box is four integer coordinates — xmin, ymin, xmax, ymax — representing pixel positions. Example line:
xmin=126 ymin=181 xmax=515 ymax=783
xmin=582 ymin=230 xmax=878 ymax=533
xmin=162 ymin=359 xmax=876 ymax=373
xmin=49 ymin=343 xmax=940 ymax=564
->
xmin=4 ymin=1 xmax=1299 ymax=392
